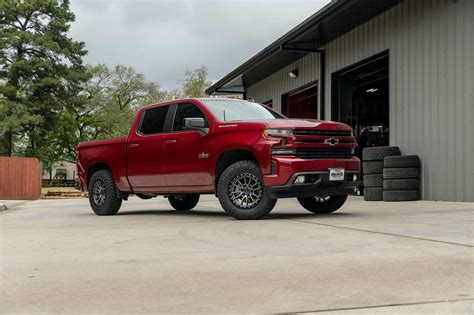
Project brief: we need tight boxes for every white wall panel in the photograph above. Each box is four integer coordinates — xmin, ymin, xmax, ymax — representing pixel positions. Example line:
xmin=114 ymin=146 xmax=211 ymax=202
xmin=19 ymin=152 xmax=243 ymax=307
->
xmin=246 ymin=53 xmax=320 ymax=113
xmin=246 ymin=0 xmax=474 ymax=201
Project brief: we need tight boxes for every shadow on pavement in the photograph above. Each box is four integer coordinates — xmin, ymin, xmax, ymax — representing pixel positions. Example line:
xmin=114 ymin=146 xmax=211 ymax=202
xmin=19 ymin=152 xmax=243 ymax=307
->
xmin=115 ymin=209 xmax=355 ymax=220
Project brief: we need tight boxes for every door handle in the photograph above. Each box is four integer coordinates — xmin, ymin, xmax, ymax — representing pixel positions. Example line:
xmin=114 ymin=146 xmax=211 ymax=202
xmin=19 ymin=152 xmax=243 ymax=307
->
xmin=129 ymin=143 xmax=139 ymax=148
xmin=166 ymin=139 xmax=177 ymax=144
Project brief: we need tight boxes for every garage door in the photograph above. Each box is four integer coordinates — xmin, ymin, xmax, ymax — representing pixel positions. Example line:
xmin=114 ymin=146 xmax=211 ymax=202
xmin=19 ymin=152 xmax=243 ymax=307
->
xmin=287 ymin=84 xmax=318 ymax=118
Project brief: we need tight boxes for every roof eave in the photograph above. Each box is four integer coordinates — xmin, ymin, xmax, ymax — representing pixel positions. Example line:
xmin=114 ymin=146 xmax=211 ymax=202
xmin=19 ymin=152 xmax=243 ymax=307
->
xmin=205 ymin=0 xmax=349 ymax=95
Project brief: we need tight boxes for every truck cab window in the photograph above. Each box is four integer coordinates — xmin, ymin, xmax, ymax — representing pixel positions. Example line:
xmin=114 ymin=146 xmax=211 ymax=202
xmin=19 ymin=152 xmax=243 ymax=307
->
xmin=139 ymin=106 xmax=169 ymax=135
xmin=173 ymin=103 xmax=207 ymax=131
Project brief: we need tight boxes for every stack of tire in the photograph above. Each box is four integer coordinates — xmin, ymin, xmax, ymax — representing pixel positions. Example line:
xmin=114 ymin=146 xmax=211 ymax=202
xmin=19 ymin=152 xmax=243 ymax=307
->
xmin=383 ymin=155 xmax=420 ymax=201
xmin=362 ymin=146 xmax=401 ymax=201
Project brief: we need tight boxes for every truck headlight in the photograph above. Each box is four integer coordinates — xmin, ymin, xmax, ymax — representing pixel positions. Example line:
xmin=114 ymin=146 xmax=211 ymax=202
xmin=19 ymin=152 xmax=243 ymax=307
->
xmin=263 ymin=129 xmax=293 ymax=138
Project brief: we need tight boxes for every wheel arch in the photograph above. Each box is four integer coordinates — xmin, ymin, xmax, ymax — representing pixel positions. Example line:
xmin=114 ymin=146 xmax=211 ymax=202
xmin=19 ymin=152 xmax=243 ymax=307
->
xmin=215 ymin=149 xmax=259 ymax=191
xmin=86 ymin=162 xmax=112 ymax=187
xmin=87 ymin=162 xmax=128 ymax=200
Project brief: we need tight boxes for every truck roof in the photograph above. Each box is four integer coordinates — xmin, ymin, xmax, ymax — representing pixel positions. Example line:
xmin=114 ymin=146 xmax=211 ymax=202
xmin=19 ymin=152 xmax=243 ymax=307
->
xmin=140 ymin=97 xmax=246 ymax=110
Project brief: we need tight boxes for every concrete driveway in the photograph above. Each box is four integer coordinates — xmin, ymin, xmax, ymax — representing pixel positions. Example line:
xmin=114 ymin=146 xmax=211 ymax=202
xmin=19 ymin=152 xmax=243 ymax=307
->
xmin=1 ymin=196 xmax=473 ymax=313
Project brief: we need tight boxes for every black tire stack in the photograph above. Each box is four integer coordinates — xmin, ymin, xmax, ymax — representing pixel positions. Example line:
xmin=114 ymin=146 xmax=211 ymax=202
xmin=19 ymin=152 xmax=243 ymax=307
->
xmin=383 ymin=155 xmax=420 ymax=201
xmin=362 ymin=146 xmax=401 ymax=201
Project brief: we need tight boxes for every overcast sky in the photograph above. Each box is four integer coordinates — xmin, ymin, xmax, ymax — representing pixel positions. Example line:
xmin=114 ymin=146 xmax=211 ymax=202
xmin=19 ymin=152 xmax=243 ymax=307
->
xmin=69 ymin=0 xmax=330 ymax=91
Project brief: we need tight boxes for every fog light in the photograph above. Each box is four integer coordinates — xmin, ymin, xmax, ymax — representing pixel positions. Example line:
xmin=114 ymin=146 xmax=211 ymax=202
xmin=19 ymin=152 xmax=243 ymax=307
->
xmin=294 ymin=175 xmax=306 ymax=184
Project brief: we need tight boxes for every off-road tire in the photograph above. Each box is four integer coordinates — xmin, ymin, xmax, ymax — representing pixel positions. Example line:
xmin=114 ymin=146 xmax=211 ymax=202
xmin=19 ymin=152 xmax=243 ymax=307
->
xmin=383 ymin=179 xmax=419 ymax=190
xmin=136 ymin=193 xmax=153 ymax=200
xmin=383 ymin=190 xmax=419 ymax=201
xmin=297 ymin=195 xmax=348 ymax=214
xmin=168 ymin=194 xmax=200 ymax=211
xmin=384 ymin=155 xmax=420 ymax=168
xmin=364 ymin=187 xmax=383 ymax=201
xmin=88 ymin=170 xmax=122 ymax=216
xmin=362 ymin=161 xmax=384 ymax=174
xmin=362 ymin=146 xmax=401 ymax=161
xmin=217 ymin=160 xmax=277 ymax=220
xmin=383 ymin=167 xmax=419 ymax=179
xmin=363 ymin=174 xmax=383 ymax=188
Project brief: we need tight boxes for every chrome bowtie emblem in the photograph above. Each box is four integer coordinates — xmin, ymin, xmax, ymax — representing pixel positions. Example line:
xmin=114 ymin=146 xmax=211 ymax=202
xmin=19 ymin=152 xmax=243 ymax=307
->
xmin=198 ymin=152 xmax=209 ymax=159
xmin=324 ymin=138 xmax=339 ymax=146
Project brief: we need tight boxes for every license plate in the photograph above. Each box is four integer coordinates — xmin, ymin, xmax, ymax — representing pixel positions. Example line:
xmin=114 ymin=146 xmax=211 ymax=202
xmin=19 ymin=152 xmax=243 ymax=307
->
xmin=329 ymin=168 xmax=345 ymax=181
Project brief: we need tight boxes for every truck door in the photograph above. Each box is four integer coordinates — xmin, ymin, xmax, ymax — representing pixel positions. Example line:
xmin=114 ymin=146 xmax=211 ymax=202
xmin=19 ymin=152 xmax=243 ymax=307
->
xmin=162 ymin=103 xmax=213 ymax=189
xmin=126 ymin=105 xmax=172 ymax=189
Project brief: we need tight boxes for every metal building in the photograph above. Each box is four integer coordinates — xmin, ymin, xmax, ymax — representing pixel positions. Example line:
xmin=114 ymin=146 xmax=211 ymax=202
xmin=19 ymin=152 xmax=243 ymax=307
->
xmin=206 ymin=0 xmax=474 ymax=202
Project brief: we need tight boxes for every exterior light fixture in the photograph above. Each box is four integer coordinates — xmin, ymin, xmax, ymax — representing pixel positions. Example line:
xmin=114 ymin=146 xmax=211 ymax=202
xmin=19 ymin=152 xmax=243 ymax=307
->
xmin=289 ymin=69 xmax=298 ymax=79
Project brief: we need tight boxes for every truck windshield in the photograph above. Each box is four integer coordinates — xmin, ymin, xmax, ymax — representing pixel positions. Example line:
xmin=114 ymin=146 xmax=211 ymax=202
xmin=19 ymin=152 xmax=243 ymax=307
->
xmin=202 ymin=99 xmax=284 ymax=121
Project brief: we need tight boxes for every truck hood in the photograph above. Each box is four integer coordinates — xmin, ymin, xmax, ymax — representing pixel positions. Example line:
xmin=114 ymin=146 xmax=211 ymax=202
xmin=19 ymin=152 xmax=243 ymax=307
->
xmin=260 ymin=118 xmax=352 ymax=131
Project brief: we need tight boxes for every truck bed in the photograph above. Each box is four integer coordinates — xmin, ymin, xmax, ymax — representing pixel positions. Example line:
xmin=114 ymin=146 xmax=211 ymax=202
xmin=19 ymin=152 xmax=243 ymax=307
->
xmin=76 ymin=137 xmax=130 ymax=191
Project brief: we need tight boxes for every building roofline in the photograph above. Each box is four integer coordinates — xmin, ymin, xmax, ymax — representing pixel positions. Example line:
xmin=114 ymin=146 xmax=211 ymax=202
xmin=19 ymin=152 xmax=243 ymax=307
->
xmin=206 ymin=0 xmax=348 ymax=95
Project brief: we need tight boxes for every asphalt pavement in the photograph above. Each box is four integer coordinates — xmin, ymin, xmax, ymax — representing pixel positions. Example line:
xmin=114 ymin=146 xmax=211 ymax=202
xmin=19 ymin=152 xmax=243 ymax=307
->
xmin=1 ymin=196 xmax=473 ymax=313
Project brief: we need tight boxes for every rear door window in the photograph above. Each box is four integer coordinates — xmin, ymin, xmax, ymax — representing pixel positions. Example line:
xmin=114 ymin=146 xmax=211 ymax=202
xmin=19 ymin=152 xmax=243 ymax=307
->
xmin=139 ymin=105 xmax=169 ymax=135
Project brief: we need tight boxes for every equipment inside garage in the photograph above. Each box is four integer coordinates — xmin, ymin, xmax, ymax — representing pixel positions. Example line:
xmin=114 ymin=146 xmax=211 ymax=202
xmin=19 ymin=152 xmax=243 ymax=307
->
xmin=331 ymin=52 xmax=389 ymax=157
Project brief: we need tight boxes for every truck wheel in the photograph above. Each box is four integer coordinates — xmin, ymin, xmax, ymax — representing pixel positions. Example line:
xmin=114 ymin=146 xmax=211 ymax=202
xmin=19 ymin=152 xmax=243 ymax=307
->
xmin=136 ymin=193 xmax=153 ymax=200
xmin=297 ymin=195 xmax=348 ymax=214
xmin=88 ymin=170 xmax=122 ymax=216
xmin=168 ymin=194 xmax=200 ymax=211
xmin=217 ymin=160 xmax=277 ymax=220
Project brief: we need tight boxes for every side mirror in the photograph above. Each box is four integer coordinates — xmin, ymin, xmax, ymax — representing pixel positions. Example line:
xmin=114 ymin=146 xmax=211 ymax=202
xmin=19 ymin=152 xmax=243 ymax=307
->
xmin=183 ymin=117 xmax=208 ymax=135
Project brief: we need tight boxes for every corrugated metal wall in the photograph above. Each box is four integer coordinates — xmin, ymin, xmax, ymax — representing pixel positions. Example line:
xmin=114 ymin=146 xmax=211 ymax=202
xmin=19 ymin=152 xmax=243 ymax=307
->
xmin=246 ymin=0 xmax=474 ymax=202
xmin=246 ymin=53 xmax=320 ymax=111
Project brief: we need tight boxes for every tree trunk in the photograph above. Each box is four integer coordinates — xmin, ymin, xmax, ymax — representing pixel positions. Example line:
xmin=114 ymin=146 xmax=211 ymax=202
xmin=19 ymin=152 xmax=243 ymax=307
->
xmin=1 ymin=129 xmax=12 ymax=156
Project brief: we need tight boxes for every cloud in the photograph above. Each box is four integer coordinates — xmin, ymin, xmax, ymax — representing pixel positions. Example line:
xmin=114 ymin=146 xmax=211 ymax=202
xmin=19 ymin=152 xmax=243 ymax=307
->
xmin=70 ymin=0 xmax=330 ymax=90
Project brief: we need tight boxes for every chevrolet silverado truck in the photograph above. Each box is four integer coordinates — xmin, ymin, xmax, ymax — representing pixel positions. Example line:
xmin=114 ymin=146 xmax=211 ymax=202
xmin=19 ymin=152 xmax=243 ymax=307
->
xmin=76 ymin=98 xmax=360 ymax=220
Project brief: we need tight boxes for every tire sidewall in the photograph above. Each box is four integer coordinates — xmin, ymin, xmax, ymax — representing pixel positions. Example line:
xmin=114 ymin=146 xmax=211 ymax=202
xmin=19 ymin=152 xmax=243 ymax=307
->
xmin=88 ymin=170 xmax=122 ymax=215
xmin=169 ymin=194 xmax=200 ymax=211
xmin=297 ymin=195 xmax=348 ymax=213
xmin=217 ymin=161 xmax=276 ymax=220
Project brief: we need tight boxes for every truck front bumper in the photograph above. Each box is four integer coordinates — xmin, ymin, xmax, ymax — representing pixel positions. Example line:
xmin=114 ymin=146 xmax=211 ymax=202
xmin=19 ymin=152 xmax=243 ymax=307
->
xmin=267 ymin=171 xmax=361 ymax=199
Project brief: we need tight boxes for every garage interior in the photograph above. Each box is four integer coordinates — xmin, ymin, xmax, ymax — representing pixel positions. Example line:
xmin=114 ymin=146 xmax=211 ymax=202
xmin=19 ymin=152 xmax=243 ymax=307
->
xmin=331 ymin=52 xmax=389 ymax=157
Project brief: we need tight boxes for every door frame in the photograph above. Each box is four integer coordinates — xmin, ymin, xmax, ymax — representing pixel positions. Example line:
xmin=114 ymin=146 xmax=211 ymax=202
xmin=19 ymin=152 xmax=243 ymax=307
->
xmin=331 ymin=50 xmax=389 ymax=122
xmin=281 ymin=80 xmax=318 ymax=118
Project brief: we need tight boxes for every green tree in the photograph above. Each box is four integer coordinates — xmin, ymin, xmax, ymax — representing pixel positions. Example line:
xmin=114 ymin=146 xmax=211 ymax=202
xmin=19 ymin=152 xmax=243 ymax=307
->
xmin=0 ymin=0 xmax=89 ymax=156
xmin=72 ymin=64 xmax=166 ymax=143
xmin=181 ymin=65 xmax=211 ymax=98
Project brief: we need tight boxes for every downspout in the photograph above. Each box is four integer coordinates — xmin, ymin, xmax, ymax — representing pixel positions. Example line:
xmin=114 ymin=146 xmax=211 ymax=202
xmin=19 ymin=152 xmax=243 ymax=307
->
xmin=319 ymin=49 xmax=325 ymax=120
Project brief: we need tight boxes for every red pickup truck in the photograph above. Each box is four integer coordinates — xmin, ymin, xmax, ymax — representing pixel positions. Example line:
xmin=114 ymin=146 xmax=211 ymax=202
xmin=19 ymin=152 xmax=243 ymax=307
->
xmin=76 ymin=98 xmax=360 ymax=219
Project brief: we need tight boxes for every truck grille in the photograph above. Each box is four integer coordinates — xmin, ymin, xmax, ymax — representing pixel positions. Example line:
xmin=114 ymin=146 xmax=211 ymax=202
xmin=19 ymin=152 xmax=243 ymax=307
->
xmin=295 ymin=148 xmax=353 ymax=159
xmin=294 ymin=130 xmax=351 ymax=136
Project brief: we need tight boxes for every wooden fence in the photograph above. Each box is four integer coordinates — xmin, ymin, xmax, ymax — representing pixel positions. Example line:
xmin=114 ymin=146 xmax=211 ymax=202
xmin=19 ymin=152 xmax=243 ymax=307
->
xmin=0 ymin=157 xmax=42 ymax=200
